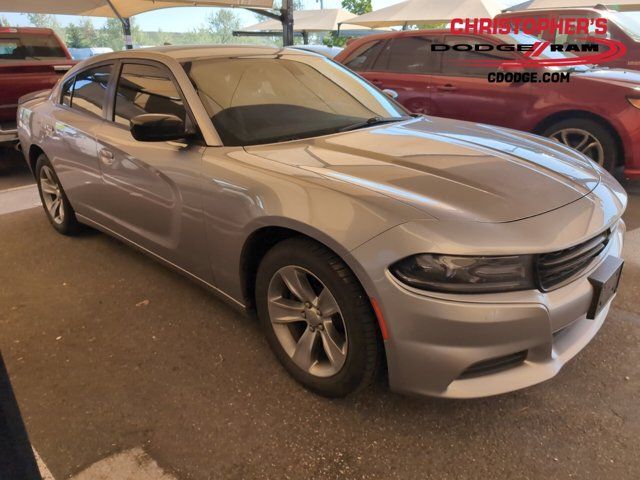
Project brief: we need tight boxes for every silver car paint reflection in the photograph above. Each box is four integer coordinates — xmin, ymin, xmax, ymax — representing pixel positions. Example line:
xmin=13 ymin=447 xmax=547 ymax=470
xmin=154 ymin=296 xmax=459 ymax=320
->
xmin=18 ymin=46 xmax=627 ymax=398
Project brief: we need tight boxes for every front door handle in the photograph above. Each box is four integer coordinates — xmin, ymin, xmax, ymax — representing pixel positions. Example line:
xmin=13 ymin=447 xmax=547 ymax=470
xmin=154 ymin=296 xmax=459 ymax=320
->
xmin=437 ymin=84 xmax=458 ymax=92
xmin=99 ymin=148 xmax=115 ymax=166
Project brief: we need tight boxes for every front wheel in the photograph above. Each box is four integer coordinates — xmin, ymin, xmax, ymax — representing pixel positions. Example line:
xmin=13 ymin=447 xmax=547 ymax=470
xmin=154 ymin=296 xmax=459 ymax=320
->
xmin=542 ymin=118 xmax=619 ymax=173
xmin=255 ymin=237 xmax=381 ymax=398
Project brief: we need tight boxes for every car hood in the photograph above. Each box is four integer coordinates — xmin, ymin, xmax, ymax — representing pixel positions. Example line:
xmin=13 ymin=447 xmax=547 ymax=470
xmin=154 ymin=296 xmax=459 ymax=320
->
xmin=574 ymin=68 xmax=640 ymax=88
xmin=245 ymin=117 xmax=601 ymax=223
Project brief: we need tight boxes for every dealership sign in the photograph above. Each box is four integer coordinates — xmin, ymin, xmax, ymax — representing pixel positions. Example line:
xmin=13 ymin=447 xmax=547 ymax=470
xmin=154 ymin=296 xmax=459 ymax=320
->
xmin=444 ymin=16 xmax=627 ymax=68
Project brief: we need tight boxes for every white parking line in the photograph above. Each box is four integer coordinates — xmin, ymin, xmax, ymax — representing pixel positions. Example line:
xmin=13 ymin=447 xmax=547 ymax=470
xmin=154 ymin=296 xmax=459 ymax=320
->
xmin=0 ymin=184 xmax=40 ymax=215
xmin=33 ymin=448 xmax=55 ymax=480
xmin=70 ymin=448 xmax=177 ymax=480
xmin=32 ymin=447 xmax=178 ymax=480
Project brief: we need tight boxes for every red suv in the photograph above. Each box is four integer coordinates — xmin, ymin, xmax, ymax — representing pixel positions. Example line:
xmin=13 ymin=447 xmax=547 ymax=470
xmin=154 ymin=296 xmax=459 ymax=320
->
xmin=496 ymin=6 xmax=640 ymax=71
xmin=335 ymin=29 xmax=640 ymax=179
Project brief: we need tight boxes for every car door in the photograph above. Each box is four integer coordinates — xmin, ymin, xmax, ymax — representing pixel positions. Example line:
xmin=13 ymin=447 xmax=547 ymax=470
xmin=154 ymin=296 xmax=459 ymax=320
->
xmin=91 ymin=59 xmax=211 ymax=281
xmin=42 ymin=63 xmax=112 ymax=218
xmin=428 ymin=35 xmax=535 ymax=130
xmin=361 ymin=35 xmax=436 ymax=114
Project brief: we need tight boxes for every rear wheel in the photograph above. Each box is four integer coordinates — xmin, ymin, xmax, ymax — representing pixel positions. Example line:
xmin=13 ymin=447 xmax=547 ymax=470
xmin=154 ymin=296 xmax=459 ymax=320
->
xmin=542 ymin=118 xmax=618 ymax=173
xmin=255 ymin=237 xmax=381 ymax=398
xmin=35 ymin=154 xmax=80 ymax=235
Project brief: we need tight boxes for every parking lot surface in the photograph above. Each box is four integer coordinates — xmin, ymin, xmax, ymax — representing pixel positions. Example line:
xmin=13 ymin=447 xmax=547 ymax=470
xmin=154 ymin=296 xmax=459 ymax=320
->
xmin=1 ymin=149 xmax=640 ymax=479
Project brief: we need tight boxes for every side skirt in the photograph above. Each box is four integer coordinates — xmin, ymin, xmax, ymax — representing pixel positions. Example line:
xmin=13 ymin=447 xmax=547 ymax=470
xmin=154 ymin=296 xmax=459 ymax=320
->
xmin=76 ymin=213 xmax=249 ymax=316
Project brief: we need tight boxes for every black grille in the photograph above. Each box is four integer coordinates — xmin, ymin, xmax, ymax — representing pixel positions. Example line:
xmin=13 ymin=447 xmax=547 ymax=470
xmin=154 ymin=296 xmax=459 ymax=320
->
xmin=536 ymin=230 xmax=610 ymax=291
xmin=459 ymin=351 xmax=528 ymax=379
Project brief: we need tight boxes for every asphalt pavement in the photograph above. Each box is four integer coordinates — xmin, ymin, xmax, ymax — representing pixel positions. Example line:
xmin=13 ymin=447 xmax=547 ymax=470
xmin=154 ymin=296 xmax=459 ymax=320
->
xmin=1 ymin=148 xmax=639 ymax=479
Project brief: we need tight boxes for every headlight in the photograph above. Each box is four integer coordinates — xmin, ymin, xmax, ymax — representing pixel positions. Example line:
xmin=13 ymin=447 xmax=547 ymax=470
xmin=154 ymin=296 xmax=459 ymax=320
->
xmin=390 ymin=254 xmax=534 ymax=293
xmin=627 ymin=97 xmax=640 ymax=109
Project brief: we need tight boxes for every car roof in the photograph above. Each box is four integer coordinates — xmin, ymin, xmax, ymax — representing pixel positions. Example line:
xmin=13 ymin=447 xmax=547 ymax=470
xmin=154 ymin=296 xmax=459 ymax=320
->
xmin=92 ymin=44 xmax=318 ymax=63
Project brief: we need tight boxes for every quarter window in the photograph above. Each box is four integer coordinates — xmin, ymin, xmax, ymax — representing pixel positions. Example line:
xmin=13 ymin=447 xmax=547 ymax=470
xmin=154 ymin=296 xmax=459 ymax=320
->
xmin=68 ymin=65 xmax=112 ymax=118
xmin=61 ymin=78 xmax=73 ymax=107
xmin=372 ymin=37 xmax=439 ymax=74
xmin=113 ymin=63 xmax=186 ymax=127
xmin=343 ymin=41 xmax=384 ymax=71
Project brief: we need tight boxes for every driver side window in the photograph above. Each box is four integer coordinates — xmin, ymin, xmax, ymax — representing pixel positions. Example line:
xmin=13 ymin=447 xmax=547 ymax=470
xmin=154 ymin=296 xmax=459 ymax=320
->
xmin=113 ymin=62 xmax=187 ymax=127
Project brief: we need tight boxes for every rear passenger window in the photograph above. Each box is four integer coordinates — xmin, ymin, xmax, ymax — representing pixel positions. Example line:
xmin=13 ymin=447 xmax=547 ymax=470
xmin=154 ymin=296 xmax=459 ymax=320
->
xmin=113 ymin=63 xmax=186 ymax=127
xmin=70 ymin=65 xmax=112 ymax=117
xmin=373 ymin=37 xmax=439 ymax=74
xmin=343 ymin=41 xmax=384 ymax=72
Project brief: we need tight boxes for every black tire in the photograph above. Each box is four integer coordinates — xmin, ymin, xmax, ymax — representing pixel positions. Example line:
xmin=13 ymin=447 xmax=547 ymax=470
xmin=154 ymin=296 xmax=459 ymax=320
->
xmin=255 ymin=237 xmax=381 ymax=398
xmin=541 ymin=118 xmax=619 ymax=173
xmin=35 ymin=153 xmax=81 ymax=235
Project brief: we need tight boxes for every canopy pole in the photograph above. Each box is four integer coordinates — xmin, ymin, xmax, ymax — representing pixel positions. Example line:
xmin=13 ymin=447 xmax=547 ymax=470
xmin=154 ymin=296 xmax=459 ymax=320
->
xmin=246 ymin=3 xmax=294 ymax=47
xmin=106 ymin=0 xmax=133 ymax=49
xmin=281 ymin=0 xmax=294 ymax=46
xmin=302 ymin=30 xmax=309 ymax=45
xmin=122 ymin=18 xmax=133 ymax=50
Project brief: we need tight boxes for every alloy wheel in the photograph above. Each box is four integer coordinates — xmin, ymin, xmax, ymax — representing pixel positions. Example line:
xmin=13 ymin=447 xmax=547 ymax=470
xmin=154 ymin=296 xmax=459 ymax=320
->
xmin=39 ymin=165 xmax=65 ymax=224
xmin=549 ymin=128 xmax=605 ymax=165
xmin=267 ymin=265 xmax=348 ymax=378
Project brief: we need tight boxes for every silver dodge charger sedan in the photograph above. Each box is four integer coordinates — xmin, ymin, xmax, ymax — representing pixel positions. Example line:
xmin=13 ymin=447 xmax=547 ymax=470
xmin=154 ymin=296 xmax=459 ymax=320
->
xmin=17 ymin=46 xmax=627 ymax=399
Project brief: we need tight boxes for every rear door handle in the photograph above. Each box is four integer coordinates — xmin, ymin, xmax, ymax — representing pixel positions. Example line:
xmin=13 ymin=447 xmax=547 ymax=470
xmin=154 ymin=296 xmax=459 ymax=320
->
xmin=99 ymin=148 xmax=115 ymax=166
xmin=437 ymin=84 xmax=458 ymax=92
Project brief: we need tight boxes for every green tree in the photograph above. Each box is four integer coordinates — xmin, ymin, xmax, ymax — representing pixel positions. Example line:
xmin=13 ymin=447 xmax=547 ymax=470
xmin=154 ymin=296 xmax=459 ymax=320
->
xmin=96 ymin=18 xmax=142 ymax=50
xmin=26 ymin=13 xmax=65 ymax=38
xmin=96 ymin=18 xmax=124 ymax=50
xmin=341 ymin=0 xmax=372 ymax=16
xmin=206 ymin=9 xmax=241 ymax=44
xmin=0 ymin=15 xmax=10 ymax=27
xmin=66 ymin=24 xmax=86 ymax=48
xmin=79 ymin=18 xmax=97 ymax=46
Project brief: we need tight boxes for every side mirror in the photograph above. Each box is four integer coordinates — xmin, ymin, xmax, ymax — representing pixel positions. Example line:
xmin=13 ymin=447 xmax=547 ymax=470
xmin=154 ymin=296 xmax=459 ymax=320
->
xmin=130 ymin=114 xmax=189 ymax=142
xmin=498 ymin=62 xmax=526 ymax=74
xmin=382 ymin=88 xmax=399 ymax=100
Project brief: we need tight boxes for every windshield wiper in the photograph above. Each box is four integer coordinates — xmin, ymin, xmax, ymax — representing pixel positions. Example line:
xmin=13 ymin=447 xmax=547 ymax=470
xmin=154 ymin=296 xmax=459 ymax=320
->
xmin=338 ymin=116 xmax=411 ymax=133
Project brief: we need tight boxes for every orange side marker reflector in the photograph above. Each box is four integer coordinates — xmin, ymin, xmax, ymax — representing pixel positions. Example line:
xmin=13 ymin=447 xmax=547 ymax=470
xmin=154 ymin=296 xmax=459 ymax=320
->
xmin=370 ymin=297 xmax=389 ymax=341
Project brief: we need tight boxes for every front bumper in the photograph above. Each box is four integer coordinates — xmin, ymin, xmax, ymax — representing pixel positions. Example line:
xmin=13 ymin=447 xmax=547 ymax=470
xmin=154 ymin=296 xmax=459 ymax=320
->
xmin=350 ymin=217 xmax=625 ymax=399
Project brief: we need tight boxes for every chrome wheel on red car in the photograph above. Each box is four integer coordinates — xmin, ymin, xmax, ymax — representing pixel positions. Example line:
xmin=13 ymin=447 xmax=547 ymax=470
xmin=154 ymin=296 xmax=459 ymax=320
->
xmin=549 ymin=128 xmax=605 ymax=166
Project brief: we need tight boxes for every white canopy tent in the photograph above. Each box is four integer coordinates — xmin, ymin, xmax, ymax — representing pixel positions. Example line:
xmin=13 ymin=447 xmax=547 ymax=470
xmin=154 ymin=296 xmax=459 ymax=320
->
xmin=241 ymin=9 xmax=371 ymax=33
xmin=237 ymin=8 xmax=379 ymax=42
xmin=0 ymin=0 xmax=304 ymax=46
xmin=341 ymin=0 xmax=502 ymax=29
xmin=0 ymin=0 xmax=273 ymax=17
xmin=523 ymin=0 xmax=640 ymax=11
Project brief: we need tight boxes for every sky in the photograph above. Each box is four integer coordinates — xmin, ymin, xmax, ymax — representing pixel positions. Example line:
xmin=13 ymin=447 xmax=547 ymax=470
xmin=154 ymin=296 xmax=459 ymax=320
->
xmin=0 ymin=0 xmax=518 ymax=32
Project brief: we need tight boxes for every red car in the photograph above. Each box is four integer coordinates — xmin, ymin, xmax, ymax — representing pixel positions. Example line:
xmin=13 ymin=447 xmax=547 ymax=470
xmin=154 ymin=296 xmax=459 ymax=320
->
xmin=335 ymin=29 xmax=640 ymax=179
xmin=496 ymin=6 xmax=640 ymax=71
xmin=0 ymin=27 xmax=75 ymax=144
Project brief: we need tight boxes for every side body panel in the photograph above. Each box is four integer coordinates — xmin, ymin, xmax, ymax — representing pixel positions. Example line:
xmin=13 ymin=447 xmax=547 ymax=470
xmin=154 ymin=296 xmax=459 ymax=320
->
xmin=198 ymin=147 xmax=423 ymax=303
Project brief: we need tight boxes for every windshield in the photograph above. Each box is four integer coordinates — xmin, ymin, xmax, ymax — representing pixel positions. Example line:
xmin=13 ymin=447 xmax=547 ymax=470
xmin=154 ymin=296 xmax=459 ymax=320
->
xmin=609 ymin=11 xmax=640 ymax=42
xmin=183 ymin=54 xmax=407 ymax=146
xmin=0 ymin=33 xmax=67 ymax=60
